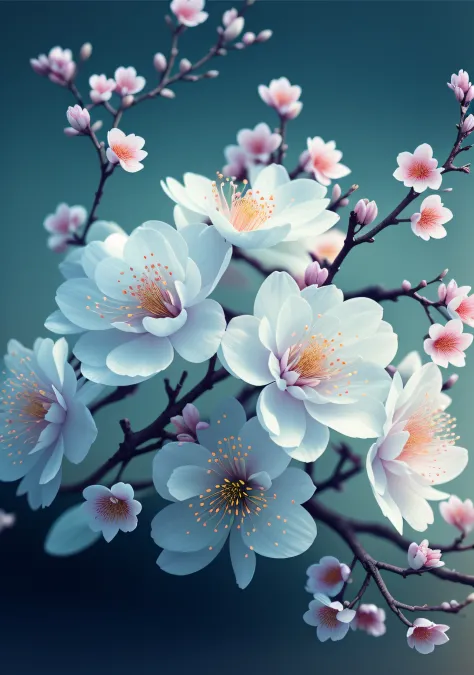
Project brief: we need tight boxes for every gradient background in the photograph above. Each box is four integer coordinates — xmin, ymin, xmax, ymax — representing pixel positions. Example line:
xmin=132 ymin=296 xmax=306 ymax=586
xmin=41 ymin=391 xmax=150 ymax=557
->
xmin=1 ymin=1 xmax=474 ymax=673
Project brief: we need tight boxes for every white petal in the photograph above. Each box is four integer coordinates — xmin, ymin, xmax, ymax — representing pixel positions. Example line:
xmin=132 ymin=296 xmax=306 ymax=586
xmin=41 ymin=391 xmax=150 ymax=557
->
xmin=169 ymin=299 xmax=225 ymax=363
xmin=220 ymin=315 xmax=273 ymax=385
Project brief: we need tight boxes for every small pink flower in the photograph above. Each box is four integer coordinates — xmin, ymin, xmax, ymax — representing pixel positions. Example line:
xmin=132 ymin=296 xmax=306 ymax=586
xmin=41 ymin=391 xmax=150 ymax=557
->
xmin=462 ymin=114 xmax=474 ymax=134
xmin=407 ymin=619 xmax=449 ymax=655
xmin=83 ymin=482 xmax=142 ymax=542
xmin=30 ymin=53 xmax=50 ymax=76
xmin=114 ymin=67 xmax=146 ymax=96
xmin=448 ymin=293 xmax=474 ymax=328
xmin=393 ymin=143 xmax=444 ymax=193
xmin=170 ymin=403 xmax=209 ymax=443
xmin=306 ymin=556 xmax=351 ymax=596
xmin=258 ymin=77 xmax=303 ymax=119
xmin=410 ymin=194 xmax=453 ymax=240
xmin=89 ymin=74 xmax=116 ymax=103
xmin=106 ymin=128 xmax=148 ymax=173
xmin=0 ymin=509 xmax=16 ymax=533
xmin=66 ymin=105 xmax=90 ymax=132
xmin=424 ymin=319 xmax=473 ymax=368
xmin=305 ymin=137 xmax=351 ymax=186
xmin=351 ymin=604 xmax=386 ymax=637
xmin=303 ymin=261 xmax=329 ymax=288
xmin=408 ymin=540 xmax=444 ymax=570
xmin=170 ymin=0 xmax=208 ymax=27
xmin=47 ymin=46 xmax=76 ymax=85
xmin=440 ymin=495 xmax=474 ymax=534
xmin=236 ymin=122 xmax=281 ymax=160
xmin=222 ymin=144 xmax=248 ymax=179
xmin=448 ymin=69 xmax=474 ymax=104
xmin=354 ymin=198 xmax=378 ymax=226
xmin=44 ymin=203 xmax=87 ymax=252
xmin=303 ymin=594 xmax=356 ymax=642
xmin=438 ymin=279 xmax=470 ymax=305
xmin=310 ymin=229 xmax=346 ymax=264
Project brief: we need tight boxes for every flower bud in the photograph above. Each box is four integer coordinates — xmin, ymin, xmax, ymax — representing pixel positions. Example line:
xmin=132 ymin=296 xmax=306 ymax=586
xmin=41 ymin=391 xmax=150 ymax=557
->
xmin=122 ymin=95 xmax=134 ymax=108
xmin=467 ymin=593 xmax=474 ymax=603
xmin=466 ymin=85 xmax=474 ymax=104
xmin=304 ymin=261 xmax=329 ymax=288
xmin=331 ymin=184 xmax=342 ymax=202
xmin=222 ymin=8 xmax=238 ymax=27
xmin=223 ymin=17 xmax=245 ymax=42
xmin=450 ymin=600 xmax=460 ymax=608
xmin=66 ymin=104 xmax=90 ymax=132
xmin=91 ymin=120 xmax=103 ymax=132
xmin=402 ymin=280 xmax=412 ymax=291
xmin=441 ymin=602 xmax=451 ymax=610
xmin=420 ymin=279 xmax=428 ymax=288
xmin=64 ymin=127 xmax=80 ymax=137
xmin=256 ymin=29 xmax=273 ymax=42
xmin=444 ymin=374 xmax=459 ymax=390
xmin=80 ymin=42 xmax=93 ymax=61
xmin=242 ymin=31 xmax=256 ymax=45
xmin=354 ymin=198 xmax=378 ymax=226
xmin=455 ymin=86 xmax=465 ymax=103
xmin=340 ymin=198 xmax=349 ymax=207
xmin=160 ymin=88 xmax=175 ymax=99
xmin=217 ymin=48 xmax=228 ymax=56
xmin=179 ymin=58 xmax=192 ymax=73
xmin=462 ymin=114 xmax=474 ymax=133
xmin=440 ymin=268 xmax=449 ymax=279
xmin=153 ymin=52 xmax=167 ymax=72
xmin=30 ymin=55 xmax=49 ymax=76
xmin=205 ymin=70 xmax=219 ymax=79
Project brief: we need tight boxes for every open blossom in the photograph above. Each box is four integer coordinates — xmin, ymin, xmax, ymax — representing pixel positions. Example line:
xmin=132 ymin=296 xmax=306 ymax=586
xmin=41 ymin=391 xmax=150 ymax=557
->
xmin=410 ymin=195 xmax=453 ymax=240
xmin=170 ymin=403 xmax=209 ymax=442
xmin=50 ymin=221 xmax=231 ymax=386
xmin=440 ymin=495 xmax=474 ymax=534
xmin=89 ymin=74 xmax=116 ymax=103
xmin=424 ymin=320 xmax=473 ymax=368
xmin=306 ymin=556 xmax=351 ymax=596
xmin=393 ymin=144 xmax=444 ymax=193
xmin=162 ymin=165 xmax=339 ymax=250
xmin=0 ymin=509 xmax=16 ymax=533
xmin=367 ymin=364 xmax=467 ymax=533
xmin=220 ymin=272 xmax=397 ymax=461
xmin=152 ymin=398 xmax=316 ymax=589
xmin=258 ymin=77 xmax=303 ymax=119
xmin=303 ymin=594 xmax=355 ymax=642
xmin=48 ymin=46 xmax=76 ymax=84
xmin=236 ymin=123 xmax=282 ymax=161
xmin=170 ymin=0 xmax=208 ymax=27
xmin=106 ymin=129 xmax=147 ymax=172
xmin=305 ymin=137 xmax=351 ymax=187
xmin=66 ymin=105 xmax=90 ymax=133
xmin=440 ymin=280 xmax=474 ymax=328
xmin=439 ymin=279 xmax=470 ymax=305
xmin=0 ymin=338 xmax=99 ymax=510
xmin=407 ymin=619 xmax=449 ymax=655
xmin=447 ymin=69 xmax=474 ymax=104
xmin=44 ymin=203 xmax=87 ymax=253
xmin=83 ymin=482 xmax=142 ymax=542
xmin=114 ymin=66 xmax=145 ymax=96
xmin=408 ymin=540 xmax=444 ymax=570
xmin=351 ymin=605 xmax=386 ymax=637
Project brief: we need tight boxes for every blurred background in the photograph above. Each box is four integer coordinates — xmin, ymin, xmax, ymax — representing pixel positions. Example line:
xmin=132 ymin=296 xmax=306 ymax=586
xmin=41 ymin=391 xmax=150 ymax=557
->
xmin=1 ymin=1 xmax=474 ymax=673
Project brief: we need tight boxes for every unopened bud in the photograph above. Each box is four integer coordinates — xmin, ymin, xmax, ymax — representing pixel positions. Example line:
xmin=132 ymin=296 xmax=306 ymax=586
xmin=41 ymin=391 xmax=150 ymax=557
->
xmin=340 ymin=198 xmax=349 ymax=207
xmin=467 ymin=593 xmax=474 ymax=603
xmin=304 ymin=261 xmax=329 ymax=288
xmin=450 ymin=600 xmax=460 ymax=608
xmin=153 ymin=52 xmax=167 ymax=72
xmin=205 ymin=70 xmax=219 ymax=79
xmin=443 ymin=374 xmax=459 ymax=390
xmin=462 ymin=113 xmax=474 ymax=133
xmin=64 ymin=127 xmax=80 ymax=137
xmin=354 ymin=198 xmax=378 ymax=226
xmin=256 ymin=29 xmax=273 ymax=43
xmin=217 ymin=48 xmax=228 ymax=56
xmin=161 ymin=88 xmax=175 ymax=99
xmin=420 ymin=280 xmax=428 ymax=288
xmin=91 ymin=120 xmax=103 ymax=132
xmin=242 ymin=31 xmax=256 ymax=45
xmin=80 ymin=42 xmax=93 ymax=61
xmin=442 ymin=187 xmax=454 ymax=192
xmin=331 ymin=184 xmax=342 ymax=202
xmin=122 ymin=95 xmax=134 ymax=108
xmin=223 ymin=17 xmax=245 ymax=42
xmin=179 ymin=58 xmax=192 ymax=73
xmin=440 ymin=268 xmax=449 ymax=279
xmin=401 ymin=280 xmax=412 ymax=291
xmin=441 ymin=602 xmax=451 ymax=610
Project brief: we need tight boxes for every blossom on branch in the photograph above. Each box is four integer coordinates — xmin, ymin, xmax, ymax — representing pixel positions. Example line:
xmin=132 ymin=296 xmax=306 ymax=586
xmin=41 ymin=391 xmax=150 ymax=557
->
xmin=170 ymin=0 xmax=208 ymax=28
xmin=83 ymin=482 xmax=142 ymax=542
xmin=447 ymin=69 xmax=474 ymax=105
xmin=151 ymin=397 xmax=316 ymax=589
xmin=306 ymin=556 xmax=351 ymax=596
xmin=367 ymin=364 xmax=467 ymax=533
xmin=220 ymin=271 xmax=397 ymax=461
xmin=31 ymin=46 xmax=76 ymax=84
xmin=89 ymin=74 xmax=116 ymax=103
xmin=439 ymin=495 xmax=474 ymax=534
xmin=354 ymin=199 xmax=378 ymax=226
xmin=66 ymin=105 xmax=90 ymax=133
xmin=236 ymin=122 xmax=282 ymax=161
xmin=393 ymin=144 xmax=444 ymax=193
xmin=258 ymin=77 xmax=303 ymax=119
xmin=303 ymin=594 xmax=356 ymax=642
xmin=106 ymin=129 xmax=148 ymax=172
xmin=350 ymin=604 xmax=386 ymax=637
xmin=44 ymin=203 xmax=87 ymax=253
xmin=171 ymin=403 xmax=209 ymax=442
xmin=305 ymin=137 xmax=351 ymax=187
xmin=424 ymin=320 xmax=472 ymax=368
xmin=303 ymin=261 xmax=328 ymax=288
xmin=114 ymin=66 xmax=146 ymax=96
xmin=407 ymin=619 xmax=449 ymax=655
xmin=440 ymin=280 xmax=474 ymax=327
xmin=222 ymin=144 xmax=248 ymax=180
xmin=410 ymin=195 xmax=453 ymax=241
xmin=407 ymin=539 xmax=444 ymax=570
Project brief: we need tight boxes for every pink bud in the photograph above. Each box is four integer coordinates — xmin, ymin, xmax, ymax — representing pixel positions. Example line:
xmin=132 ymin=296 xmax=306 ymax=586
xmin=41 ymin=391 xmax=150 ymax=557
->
xmin=223 ymin=17 xmax=244 ymax=42
xmin=80 ymin=42 xmax=93 ymax=61
xmin=206 ymin=70 xmax=219 ymax=78
xmin=91 ymin=120 xmax=103 ymax=132
xmin=462 ymin=114 xmax=474 ymax=133
xmin=441 ymin=602 xmax=451 ymax=610
xmin=354 ymin=198 xmax=378 ymax=225
xmin=402 ymin=280 xmax=412 ymax=291
xmin=466 ymin=85 xmax=474 ymax=104
xmin=154 ymin=52 xmax=167 ymax=72
xmin=222 ymin=8 xmax=238 ymax=27
xmin=257 ymin=29 xmax=273 ymax=42
xmin=242 ymin=31 xmax=256 ymax=45
xmin=455 ymin=86 xmax=465 ymax=103
xmin=64 ymin=127 xmax=80 ymax=137
xmin=30 ymin=55 xmax=49 ymax=76
xmin=420 ymin=279 xmax=428 ymax=288
xmin=331 ymin=184 xmax=342 ymax=202
xmin=304 ymin=261 xmax=329 ymax=288
xmin=364 ymin=200 xmax=378 ymax=224
xmin=160 ymin=88 xmax=175 ymax=99
xmin=179 ymin=58 xmax=192 ymax=73
xmin=340 ymin=198 xmax=349 ymax=207
xmin=440 ymin=268 xmax=449 ymax=279
xmin=66 ymin=104 xmax=90 ymax=132
xmin=444 ymin=373 xmax=459 ymax=390
xmin=122 ymin=95 xmax=134 ymax=108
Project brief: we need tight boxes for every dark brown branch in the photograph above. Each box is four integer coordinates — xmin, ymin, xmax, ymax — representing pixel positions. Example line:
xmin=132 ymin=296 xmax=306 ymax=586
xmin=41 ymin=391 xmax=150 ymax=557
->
xmin=89 ymin=384 xmax=139 ymax=416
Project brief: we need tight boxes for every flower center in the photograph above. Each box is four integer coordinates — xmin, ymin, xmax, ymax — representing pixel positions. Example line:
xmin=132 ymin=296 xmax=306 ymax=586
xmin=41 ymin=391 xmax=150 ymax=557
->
xmin=408 ymin=162 xmax=430 ymax=180
xmin=211 ymin=174 xmax=275 ymax=232
xmin=417 ymin=207 xmax=440 ymax=229
xmin=285 ymin=332 xmax=346 ymax=386
xmin=455 ymin=297 xmax=474 ymax=321
xmin=111 ymin=143 xmax=135 ymax=162
xmin=318 ymin=606 xmax=339 ymax=629
xmin=323 ymin=566 xmax=343 ymax=585
xmin=433 ymin=331 xmax=460 ymax=354
xmin=413 ymin=627 xmax=432 ymax=642
xmin=312 ymin=154 xmax=333 ymax=173
xmin=399 ymin=400 xmax=458 ymax=462
xmin=95 ymin=495 xmax=130 ymax=521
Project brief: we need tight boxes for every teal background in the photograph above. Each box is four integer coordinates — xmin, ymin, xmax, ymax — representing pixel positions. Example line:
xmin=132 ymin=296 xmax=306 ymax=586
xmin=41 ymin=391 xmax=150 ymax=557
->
xmin=1 ymin=1 xmax=474 ymax=673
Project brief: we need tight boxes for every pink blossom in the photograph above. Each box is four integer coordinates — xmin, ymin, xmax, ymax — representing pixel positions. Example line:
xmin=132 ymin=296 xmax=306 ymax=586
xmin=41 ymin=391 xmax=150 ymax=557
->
xmin=0 ymin=509 xmax=16 ymax=533
xmin=44 ymin=203 xmax=87 ymax=252
xmin=256 ymin=29 xmax=273 ymax=43
xmin=47 ymin=46 xmax=76 ymax=85
xmin=83 ymin=482 xmax=142 ymax=542
xmin=448 ymin=293 xmax=474 ymax=328
xmin=304 ymin=594 xmax=356 ymax=642
xmin=223 ymin=17 xmax=245 ymax=42
xmin=448 ymin=69 xmax=474 ymax=104
xmin=154 ymin=52 xmax=168 ymax=73
xmin=80 ymin=42 xmax=93 ymax=61
xmin=242 ymin=32 xmax=256 ymax=46
xmin=354 ymin=198 xmax=378 ymax=226
xmin=438 ymin=279 xmax=470 ymax=305
xmin=66 ymin=105 xmax=90 ymax=132
xmin=222 ymin=144 xmax=248 ymax=179
xmin=170 ymin=0 xmax=208 ymax=27
xmin=407 ymin=619 xmax=449 ymax=655
xmin=114 ymin=67 xmax=146 ymax=96
xmin=305 ymin=137 xmax=351 ymax=186
xmin=30 ymin=53 xmax=50 ymax=76
xmin=89 ymin=74 xmax=116 ymax=103
xmin=236 ymin=122 xmax=281 ymax=160
xmin=410 ymin=194 xmax=453 ymax=240
xmin=393 ymin=144 xmax=444 ymax=193
xmin=440 ymin=495 xmax=474 ymax=534
xmin=408 ymin=540 xmax=444 ymax=570
xmin=462 ymin=114 xmax=474 ymax=134
xmin=306 ymin=556 xmax=351 ymax=596
xmin=303 ymin=261 xmax=329 ymax=288
xmin=310 ymin=229 xmax=345 ymax=264
xmin=170 ymin=403 xmax=209 ymax=442
xmin=106 ymin=129 xmax=148 ymax=173
xmin=351 ymin=605 xmax=386 ymax=637
xmin=258 ymin=77 xmax=303 ymax=119
xmin=424 ymin=319 xmax=473 ymax=368
xmin=222 ymin=8 xmax=238 ymax=26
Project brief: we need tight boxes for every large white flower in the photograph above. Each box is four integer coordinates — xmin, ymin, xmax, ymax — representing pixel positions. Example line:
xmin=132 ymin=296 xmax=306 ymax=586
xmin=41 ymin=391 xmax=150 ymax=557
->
xmin=162 ymin=164 xmax=340 ymax=250
xmin=219 ymin=272 xmax=397 ymax=461
xmin=48 ymin=221 xmax=232 ymax=386
xmin=367 ymin=363 xmax=468 ymax=534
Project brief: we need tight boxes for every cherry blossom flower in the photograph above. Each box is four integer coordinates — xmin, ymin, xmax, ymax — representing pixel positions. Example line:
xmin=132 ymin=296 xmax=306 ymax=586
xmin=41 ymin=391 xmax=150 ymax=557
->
xmin=303 ymin=261 xmax=328 ymax=288
xmin=408 ymin=540 xmax=444 ymax=570
xmin=0 ymin=509 xmax=16 ymax=533
xmin=393 ymin=144 xmax=444 ymax=193
xmin=236 ymin=123 xmax=282 ymax=161
xmin=410 ymin=195 xmax=453 ymax=240
xmin=306 ymin=556 xmax=351 ymax=596
xmin=66 ymin=105 xmax=90 ymax=133
xmin=114 ymin=66 xmax=146 ymax=96
xmin=440 ymin=495 xmax=474 ymax=534
xmin=438 ymin=279 xmax=471 ymax=305
xmin=407 ymin=619 xmax=449 ymax=654
xmin=439 ymin=281 xmax=474 ymax=327
xmin=309 ymin=229 xmax=345 ymax=264
xmin=170 ymin=403 xmax=209 ymax=442
xmin=258 ymin=77 xmax=303 ymax=119
xmin=0 ymin=338 xmax=100 ymax=510
xmin=106 ymin=129 xmax=148 ymax=172
xmin=305 ymin=137 xmax=351 ymax=187
xmin=44 ymin=203 xmax=87 ymax=253
xmin=447 ymin=69 xmax=474 ymax=104
xmin=83 ymin=482 xmax=142 ymax=542
xmin=89 ymin=74 xmax=116 ymax=103
xmin=222 ymin=144 xmax=249 ymax=179
xmin=367 ymin=364 xmax=467 ymax=533
xmin=303 ymin=594 xmax=356 ymax=642
xmin=47 ymin=46 xmax=76 ymax=85
xmin=462 ymin=114 xmax=474 ymax=134
xmin=51 ymin=221 xmax=231 ymax=386
xmin=351 ymin=604 xmax=386 ymax=637
xmin=424 ymin=320 xmax=473 ymax=368
xmin=354 ymin=199 xmax=378 ymax=226
xmin=220 ymin=271 xmax=397 ymax=461
xmin=170 ymin=0 xmax=208 ymax=27
xmin=152 ymin=398 xmax=316 ymax=589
